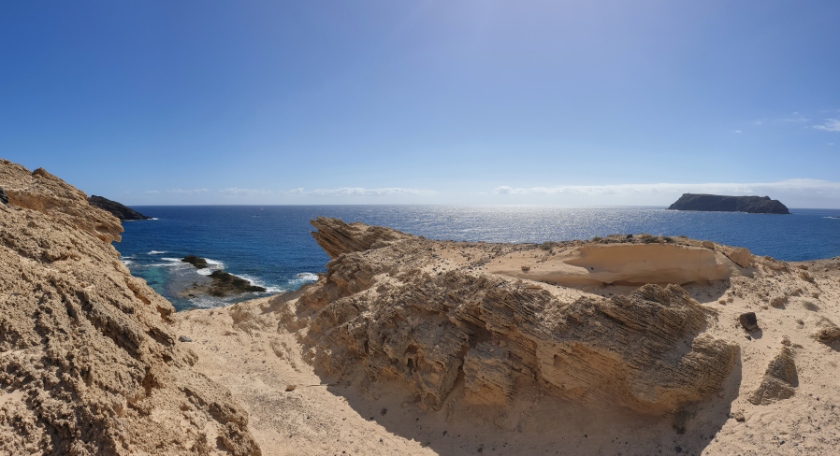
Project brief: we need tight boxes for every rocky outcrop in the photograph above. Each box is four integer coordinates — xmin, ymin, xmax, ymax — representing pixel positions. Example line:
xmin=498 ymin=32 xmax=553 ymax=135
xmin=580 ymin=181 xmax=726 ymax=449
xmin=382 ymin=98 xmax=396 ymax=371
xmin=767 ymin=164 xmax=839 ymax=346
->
xmin=0 ymin=160 xmax=124 ymax=242
xmin=88 ymin=195 xmax=151 ymax=220
xmin=0 ymin=160 xmax=260 ymax=455
xmin=668 ymin=193 xmax=790 ymax=214
xmin=281 ymin=218 xmax=740 ymax=416
xmin=749 ymin=346 xmax=797 ymax=405
xmin=310 ymin=216 xmax=412 ymax=258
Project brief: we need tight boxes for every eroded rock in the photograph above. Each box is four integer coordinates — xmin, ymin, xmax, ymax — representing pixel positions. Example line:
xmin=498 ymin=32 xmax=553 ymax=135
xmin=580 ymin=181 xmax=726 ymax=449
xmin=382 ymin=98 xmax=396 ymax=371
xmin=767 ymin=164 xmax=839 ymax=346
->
xmin=0 ymin=160 xmax=260 ymax=456
xmin=749 ymin=346 xmax=797 ymax=405
xmin=287 ymin=218 xmax=740 ymax=416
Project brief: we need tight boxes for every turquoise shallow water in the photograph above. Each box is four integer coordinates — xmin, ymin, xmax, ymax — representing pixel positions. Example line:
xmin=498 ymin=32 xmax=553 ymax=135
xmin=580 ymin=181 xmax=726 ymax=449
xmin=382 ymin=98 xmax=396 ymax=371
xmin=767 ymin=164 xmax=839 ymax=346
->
xmin=116 ymin=206 xmax=840 ymax=310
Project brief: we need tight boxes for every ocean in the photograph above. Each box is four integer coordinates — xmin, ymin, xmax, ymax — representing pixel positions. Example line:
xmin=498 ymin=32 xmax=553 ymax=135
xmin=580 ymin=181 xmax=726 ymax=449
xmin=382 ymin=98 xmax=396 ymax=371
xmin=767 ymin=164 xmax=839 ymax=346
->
xmin=117 ymin=206 xmax=840 ymax=311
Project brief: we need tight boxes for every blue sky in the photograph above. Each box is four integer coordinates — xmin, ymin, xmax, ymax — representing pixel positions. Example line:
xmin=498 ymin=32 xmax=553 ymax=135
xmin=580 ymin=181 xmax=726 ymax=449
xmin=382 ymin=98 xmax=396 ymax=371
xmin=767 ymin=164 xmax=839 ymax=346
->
xmin=2 ymin=1 xmax=840 ymax=207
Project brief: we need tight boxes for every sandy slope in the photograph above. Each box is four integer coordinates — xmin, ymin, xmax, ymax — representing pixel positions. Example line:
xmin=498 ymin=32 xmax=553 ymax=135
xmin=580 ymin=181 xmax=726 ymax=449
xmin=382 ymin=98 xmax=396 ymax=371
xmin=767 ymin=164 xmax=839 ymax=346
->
xmin=173 ymin=222 xmax=840 ymax=456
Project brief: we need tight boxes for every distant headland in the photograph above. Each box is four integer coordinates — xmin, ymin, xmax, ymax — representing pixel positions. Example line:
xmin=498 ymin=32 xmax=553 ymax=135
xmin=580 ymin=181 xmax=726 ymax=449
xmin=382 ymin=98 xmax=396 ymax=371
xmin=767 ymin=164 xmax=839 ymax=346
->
xmin=668 ymin=193 xmax=790 ymax=214
xmin=88 ymin=194 xmax=151 ymax=220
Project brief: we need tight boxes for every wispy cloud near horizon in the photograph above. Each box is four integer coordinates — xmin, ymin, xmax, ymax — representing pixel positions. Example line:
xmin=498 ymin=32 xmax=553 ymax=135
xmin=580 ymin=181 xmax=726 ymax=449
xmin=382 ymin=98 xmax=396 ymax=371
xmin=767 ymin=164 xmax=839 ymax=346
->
xmin=494 ymin=179 xmax=840 ymax=197
xmin=814 ymin=118 xmax=840 ymax=132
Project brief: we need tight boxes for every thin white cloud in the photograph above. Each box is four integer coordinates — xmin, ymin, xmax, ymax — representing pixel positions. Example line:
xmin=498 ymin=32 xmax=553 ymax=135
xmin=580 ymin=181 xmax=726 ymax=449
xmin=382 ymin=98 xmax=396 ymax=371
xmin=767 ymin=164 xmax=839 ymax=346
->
xmin=307 ymin=187 xmax=436 ymax=197
xmin=221 ymin=187 xmax=273 ymax=196
xmin=144 ymin=190 xmax=160 ymax=194
xmin=494 ymin=179 xmax=840 ymax=197
xmin=165 ymin=188 xmax=209 ymax=194
xmin=734 ymin=130 xmax=742 ymax=134
xmin=814 ymin=118 xmax=840 ymax=132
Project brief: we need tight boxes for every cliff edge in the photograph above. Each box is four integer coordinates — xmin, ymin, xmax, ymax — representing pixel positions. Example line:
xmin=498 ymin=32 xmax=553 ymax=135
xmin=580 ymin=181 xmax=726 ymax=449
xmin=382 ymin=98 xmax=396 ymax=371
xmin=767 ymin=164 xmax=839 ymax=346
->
xmin=0 ymin=159 xmax=260 ymax=456
xmin=88 ymin=195 xmax=151 ymax=220
xmin=668 ymin=193 xmax=790 ymax=214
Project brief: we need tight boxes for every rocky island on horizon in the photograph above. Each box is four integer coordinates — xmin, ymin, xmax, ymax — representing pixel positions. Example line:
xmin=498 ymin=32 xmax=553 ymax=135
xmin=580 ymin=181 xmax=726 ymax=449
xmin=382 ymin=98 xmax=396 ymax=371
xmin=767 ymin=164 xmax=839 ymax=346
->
xmin=668 ymin=193 xmax=790 ymax=214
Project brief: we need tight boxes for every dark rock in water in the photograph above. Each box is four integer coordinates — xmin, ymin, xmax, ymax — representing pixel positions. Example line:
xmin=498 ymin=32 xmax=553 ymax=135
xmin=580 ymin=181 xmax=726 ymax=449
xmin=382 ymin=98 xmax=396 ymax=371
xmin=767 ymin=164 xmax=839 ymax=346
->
xmin=88 ymin=195 xmax=151 ymax=220
xmin=668 ymin=194 xmax=789 ymax=214
xmin=179 ymin=269 xmax=267 ymax=298
xmin=207 ymin=270 xmax=266 ymax=297
xmin=739 ymin=312 xmax=759 ymax=332
xmin=0 ymin=186 xmax=7 ymax=205
xmin=182 ymin=255 xmax=209 ymax=269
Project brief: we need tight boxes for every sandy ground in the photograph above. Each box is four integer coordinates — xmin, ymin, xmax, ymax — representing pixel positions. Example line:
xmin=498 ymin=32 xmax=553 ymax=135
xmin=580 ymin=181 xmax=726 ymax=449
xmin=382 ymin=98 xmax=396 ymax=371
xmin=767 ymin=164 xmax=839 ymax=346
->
xmin=172 ymin=239 xmax=840 ymax=456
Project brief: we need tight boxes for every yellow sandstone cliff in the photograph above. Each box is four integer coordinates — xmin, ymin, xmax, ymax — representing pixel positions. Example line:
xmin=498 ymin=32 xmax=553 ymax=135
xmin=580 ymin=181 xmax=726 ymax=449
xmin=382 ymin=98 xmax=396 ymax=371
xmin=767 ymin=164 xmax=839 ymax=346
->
xmin=0 ymin=160 xmax=260 ymax=455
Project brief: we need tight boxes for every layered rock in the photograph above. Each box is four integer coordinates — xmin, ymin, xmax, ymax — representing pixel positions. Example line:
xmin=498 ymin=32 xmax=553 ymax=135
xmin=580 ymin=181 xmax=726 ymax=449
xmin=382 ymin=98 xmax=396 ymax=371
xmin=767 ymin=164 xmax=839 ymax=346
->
xmin=0 ymin=160 xmax=124 ymax=242
xmin=0 ymin=160 xmax=260 ymax=455
xmin=280 ymin=218 xmax=740 ymax=416
xmin=668 ymin=193 xmax=790 ymax=214
xmin=88 ymin=195 xmax=151 ymax=221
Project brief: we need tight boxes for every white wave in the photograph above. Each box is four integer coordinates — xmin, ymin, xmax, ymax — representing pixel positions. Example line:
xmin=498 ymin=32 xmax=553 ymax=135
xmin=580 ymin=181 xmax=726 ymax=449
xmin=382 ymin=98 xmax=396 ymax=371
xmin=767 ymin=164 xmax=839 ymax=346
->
xmin=237 ymin=274 xmax=283 ymax=294
xmin=294 ymin=272 xmax=319 ymax=282
xmin=161 ymin=257 xmax=183 ymax=263
xmin=149 ymin=218 xmax=159 ymax=221
xmin=203 ymin=258 xmax=225 ymax=269
xmin=148 ymin=250 xmax=167 ymax=255
xmin=196 ymin=268 xmax=213 ymax=276
xmin=121 ymin=259 xmax=134 ymax=266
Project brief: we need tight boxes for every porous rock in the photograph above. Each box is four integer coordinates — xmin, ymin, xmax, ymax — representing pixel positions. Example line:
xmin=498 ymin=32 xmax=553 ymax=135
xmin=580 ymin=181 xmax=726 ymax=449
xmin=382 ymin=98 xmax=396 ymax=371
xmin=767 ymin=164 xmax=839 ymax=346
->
xmin=0 ymin=160 xmax=260 ymax=456
xmin=288 ymin=218 xmax=739 ymax=415
xmin=726 ymin=247 xmax=754 ymax=268
xmin=749 ymin=346 xmax=797 ymax=405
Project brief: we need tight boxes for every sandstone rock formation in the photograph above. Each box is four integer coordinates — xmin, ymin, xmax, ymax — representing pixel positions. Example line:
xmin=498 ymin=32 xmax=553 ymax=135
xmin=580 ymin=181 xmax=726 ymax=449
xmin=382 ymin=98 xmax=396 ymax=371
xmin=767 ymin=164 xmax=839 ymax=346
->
xmin=88 ymin=195 xmax=151 ymax=221
xmin=0 ymin=161 xmax=123 ymax=243
xmin=668 ymin=193 xmax=790 ymax=214
xmin=748 ymin=346 xmax=798 ymax=405
xmin=0 ymin=161 xmax=260 ymax=455
xmin=282 ymin=218 xmax=740 ymax=416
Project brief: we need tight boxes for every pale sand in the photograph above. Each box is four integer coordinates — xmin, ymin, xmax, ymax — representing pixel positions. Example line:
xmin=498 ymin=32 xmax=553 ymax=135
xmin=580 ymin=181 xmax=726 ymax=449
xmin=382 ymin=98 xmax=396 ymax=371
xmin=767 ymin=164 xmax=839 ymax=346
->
xmin=173 ymin=239 xmax=840 ymax=456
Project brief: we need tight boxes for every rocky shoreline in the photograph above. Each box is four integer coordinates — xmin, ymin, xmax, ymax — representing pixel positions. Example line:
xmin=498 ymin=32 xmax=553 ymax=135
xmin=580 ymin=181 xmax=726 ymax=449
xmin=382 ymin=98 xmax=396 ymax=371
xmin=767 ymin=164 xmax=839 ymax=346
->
xmin=4 ymin=158 xmax=840 ymax=455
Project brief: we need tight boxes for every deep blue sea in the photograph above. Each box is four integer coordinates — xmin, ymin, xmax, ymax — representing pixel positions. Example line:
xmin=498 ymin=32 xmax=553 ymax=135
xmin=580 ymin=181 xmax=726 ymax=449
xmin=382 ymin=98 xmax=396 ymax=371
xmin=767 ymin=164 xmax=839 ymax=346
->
xmin=117 ymin=206 xmax=840 ymax=311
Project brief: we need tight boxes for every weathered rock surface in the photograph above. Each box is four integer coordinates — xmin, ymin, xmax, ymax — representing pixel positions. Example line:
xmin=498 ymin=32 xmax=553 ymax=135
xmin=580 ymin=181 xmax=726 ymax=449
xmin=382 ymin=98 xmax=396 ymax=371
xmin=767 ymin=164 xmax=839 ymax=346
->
xmin=748 ymin=346 xmax=797 ymax=405
xmin=0 ymin=160 xmax=260 ymax=455
xmin=88 ymin=195 xmax=151 ymax=221
xmin=282 ymin=218 xmax=739 ymax=415
xmin=739 ymin=312 xmax=759 ymax=332
xmin=668 ymin=193 xmax=790 ymax=214
xmin=0 ymin=160 xmax=124 ymax=243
